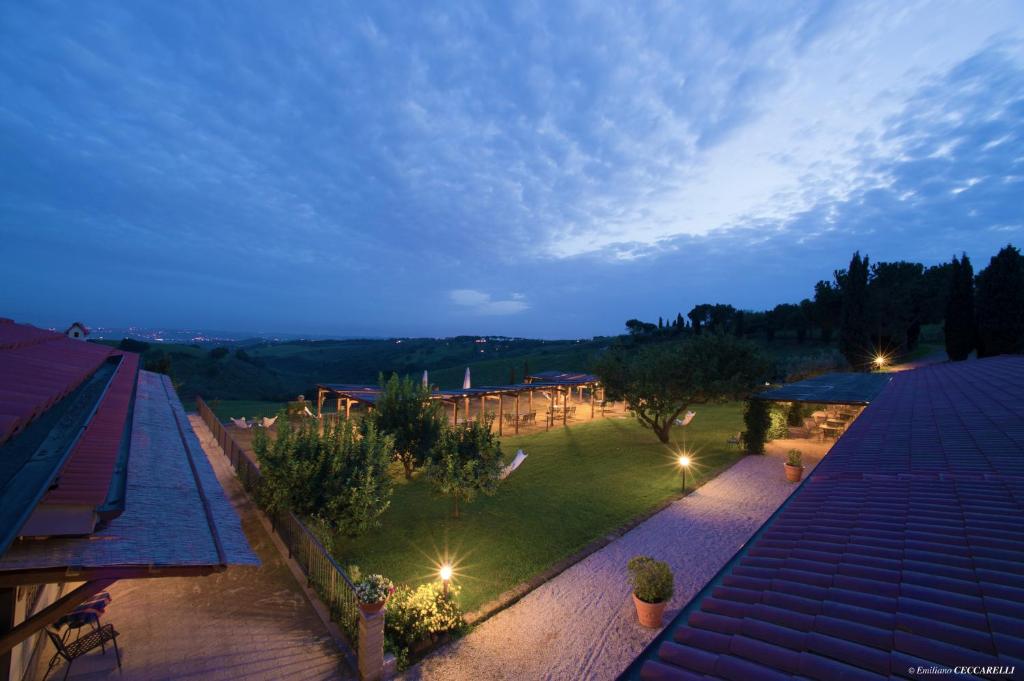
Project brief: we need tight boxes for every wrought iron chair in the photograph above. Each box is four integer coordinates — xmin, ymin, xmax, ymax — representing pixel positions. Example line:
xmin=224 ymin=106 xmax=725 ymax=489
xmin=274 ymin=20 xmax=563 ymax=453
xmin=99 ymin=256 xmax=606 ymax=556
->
xmin=43 ymin=623 xmax=121 ymax=681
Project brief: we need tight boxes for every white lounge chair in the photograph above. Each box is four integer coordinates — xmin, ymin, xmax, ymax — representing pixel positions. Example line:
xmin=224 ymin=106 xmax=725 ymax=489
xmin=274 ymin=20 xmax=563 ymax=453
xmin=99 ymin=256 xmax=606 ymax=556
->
xmin=229 ymin=417 xmax=250 ymax=429
xmin=261 ymin=416 xmax=278 ymax=428
xmin=674 ymin=411 xmax=696 ymax=427
xmin=303 ymin=406 xmax=318 ymax=418
xmin=500 ymin=449 xmax=528 ymax=480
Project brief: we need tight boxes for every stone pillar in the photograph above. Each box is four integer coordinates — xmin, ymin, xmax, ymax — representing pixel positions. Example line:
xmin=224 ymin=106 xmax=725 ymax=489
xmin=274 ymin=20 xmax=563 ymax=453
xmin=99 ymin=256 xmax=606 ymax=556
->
xmin=358 ymin=609 xmax=385 ymax=681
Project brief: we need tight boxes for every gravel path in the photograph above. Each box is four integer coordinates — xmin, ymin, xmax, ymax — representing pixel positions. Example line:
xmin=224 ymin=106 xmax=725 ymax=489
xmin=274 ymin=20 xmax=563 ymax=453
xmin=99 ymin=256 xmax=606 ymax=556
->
xmin=404 ymin=439 xmax=829 ymax=681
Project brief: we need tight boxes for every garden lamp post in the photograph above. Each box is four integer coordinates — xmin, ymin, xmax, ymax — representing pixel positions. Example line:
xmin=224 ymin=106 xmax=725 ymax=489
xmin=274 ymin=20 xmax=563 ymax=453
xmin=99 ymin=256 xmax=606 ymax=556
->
xmin=678 ymin=454 xmax=691 ymax=493
xmin=874 ymin=354 xmax=887 ymax=370
xmin=439 ymin=563 xmax=453 ymax=596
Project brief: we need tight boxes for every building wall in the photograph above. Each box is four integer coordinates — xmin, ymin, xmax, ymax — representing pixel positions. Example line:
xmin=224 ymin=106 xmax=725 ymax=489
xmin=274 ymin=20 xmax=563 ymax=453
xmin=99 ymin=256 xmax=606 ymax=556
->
xmin=7 ymin=582 xmax=67 ymax=681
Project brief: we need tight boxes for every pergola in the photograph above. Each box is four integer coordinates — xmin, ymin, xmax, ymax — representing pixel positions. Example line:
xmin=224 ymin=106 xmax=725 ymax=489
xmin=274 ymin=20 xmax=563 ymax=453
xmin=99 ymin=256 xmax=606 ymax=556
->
xmin=316 ymin=372 xmax=603 ymax=435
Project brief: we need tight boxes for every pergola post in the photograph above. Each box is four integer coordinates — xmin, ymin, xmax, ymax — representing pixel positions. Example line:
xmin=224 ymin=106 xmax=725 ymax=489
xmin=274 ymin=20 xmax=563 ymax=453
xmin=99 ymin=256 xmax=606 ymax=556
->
xmin=480 ymin=395 xmax=485 ymax=426
xmin=590 ymin=384 xmax=595 ymax=419
xmin=345 ymin=398 xmax=351 ymax=420
xmin=454 ymin=400 xmax=459 ymax=426
xmin=464 ymin=396 xmax=470 ymax=424
xmin=317 ymin=388 xmax=325 ymax=417
xmin=514 ymin=391 xmax=520 ymax=434
xmin=498 ymin=395 xmax=503 ymax=435
xmin=336 ymin=396 xmax=342 ymax=416
xmin=563 ymin=389 xmax=568 ymax=426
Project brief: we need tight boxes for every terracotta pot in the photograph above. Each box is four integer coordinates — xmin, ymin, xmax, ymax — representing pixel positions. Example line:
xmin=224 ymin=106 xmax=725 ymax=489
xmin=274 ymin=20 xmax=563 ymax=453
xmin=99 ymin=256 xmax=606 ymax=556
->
xmin=633 ymin=593 xmax=668 ymax=628
xmin=357 ymin=598 xmax=388 ymax=615
xmin=784 ymin=463 xmax=804 ymax=483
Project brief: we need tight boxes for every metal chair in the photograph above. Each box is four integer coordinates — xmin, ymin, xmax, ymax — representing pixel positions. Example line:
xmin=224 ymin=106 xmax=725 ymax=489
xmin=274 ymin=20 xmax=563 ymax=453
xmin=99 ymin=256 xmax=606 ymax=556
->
xmin=43 ymin=624 xmax=121 ymax=681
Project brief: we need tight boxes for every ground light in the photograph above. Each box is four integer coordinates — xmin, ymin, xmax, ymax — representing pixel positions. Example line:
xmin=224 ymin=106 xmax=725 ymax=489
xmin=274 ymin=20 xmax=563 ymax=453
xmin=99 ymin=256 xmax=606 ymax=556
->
xmin=439 ymin=563 xmax=453 ymax=595
xmin=677 ymin=454 xmax=692 ymax=493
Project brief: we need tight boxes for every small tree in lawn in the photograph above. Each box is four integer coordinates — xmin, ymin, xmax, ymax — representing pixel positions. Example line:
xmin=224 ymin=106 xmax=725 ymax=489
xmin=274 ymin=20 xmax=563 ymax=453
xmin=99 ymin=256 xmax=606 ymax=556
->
xmin=596 ymin=334 xmax=767 ymax=444
xmin=369 ymin=373 xmax=445 ymax=480
xmin=426 ymin=419 xmax=503 ymax=519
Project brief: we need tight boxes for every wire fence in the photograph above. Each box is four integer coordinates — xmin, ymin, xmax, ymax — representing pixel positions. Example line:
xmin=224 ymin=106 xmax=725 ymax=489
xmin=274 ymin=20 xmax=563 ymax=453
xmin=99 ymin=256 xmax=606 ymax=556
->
xmin=196 ymin=396 xmax=360 ymax=639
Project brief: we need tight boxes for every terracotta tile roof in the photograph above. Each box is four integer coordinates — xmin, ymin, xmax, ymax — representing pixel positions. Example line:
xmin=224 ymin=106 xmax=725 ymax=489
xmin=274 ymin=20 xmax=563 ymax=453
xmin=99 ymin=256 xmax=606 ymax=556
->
xmin=43 ymin=352 xmax=139 ymax=506
xmin=0 ymin=318 xmax=115 ymax=444
xmin=625 ymin=356 xmax=1024 ymax=681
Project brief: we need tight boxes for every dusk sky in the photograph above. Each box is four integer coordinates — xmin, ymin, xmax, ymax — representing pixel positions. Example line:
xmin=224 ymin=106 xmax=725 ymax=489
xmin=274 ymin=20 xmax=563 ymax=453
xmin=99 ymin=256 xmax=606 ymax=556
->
xmin=2 ymin=1 xmax=1023 ymax=338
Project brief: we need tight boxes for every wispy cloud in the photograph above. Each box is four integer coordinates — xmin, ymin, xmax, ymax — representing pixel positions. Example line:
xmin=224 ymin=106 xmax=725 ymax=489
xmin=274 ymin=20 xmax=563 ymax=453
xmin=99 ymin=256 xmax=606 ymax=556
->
xmin=449 ymin=289 xmax=528 ymax=316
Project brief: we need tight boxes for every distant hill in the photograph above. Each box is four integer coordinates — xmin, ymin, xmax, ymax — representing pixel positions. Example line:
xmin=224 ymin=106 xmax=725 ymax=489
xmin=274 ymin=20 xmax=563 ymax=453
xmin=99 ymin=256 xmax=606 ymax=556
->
xmin=105 ymin=336 xmax=612 ymax=402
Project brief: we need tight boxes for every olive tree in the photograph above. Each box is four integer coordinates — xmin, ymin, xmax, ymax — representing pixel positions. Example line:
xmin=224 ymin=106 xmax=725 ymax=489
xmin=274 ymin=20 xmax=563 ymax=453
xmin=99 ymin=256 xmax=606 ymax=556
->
xmin=253 ymin=415 xmax=394 ymax=536
xmin=369 ymin=373 xmax=445 ymax=480
xmin=425 ymin=419 xmax=503 ymax=519
xmin=597 ymin=334 xmax=767 ymax=444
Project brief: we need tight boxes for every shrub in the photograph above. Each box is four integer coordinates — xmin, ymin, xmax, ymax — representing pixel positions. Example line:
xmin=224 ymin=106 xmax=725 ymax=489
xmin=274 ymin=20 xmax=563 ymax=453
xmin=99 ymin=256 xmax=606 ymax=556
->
xmin=354 ymin=574 xmax=395 ymax=605
xmin=742 ymin=399 xmax=771 ymax=455
xmin=385 ymin=582 xmax=467 ymax=669
xmin=627 ymin=556 xmax=674 ymax=604
xmin=767 ymin=406 xmax=789 ymax=440
xmin=118 ymin=338 xmax=150 ymax=353
xmin=786 ymin=449 xmax=803 ymax=467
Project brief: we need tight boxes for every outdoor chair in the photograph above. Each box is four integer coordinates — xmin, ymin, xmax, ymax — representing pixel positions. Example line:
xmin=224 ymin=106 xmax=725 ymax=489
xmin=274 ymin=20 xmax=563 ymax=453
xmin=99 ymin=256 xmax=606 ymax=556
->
xmin=500 ymin=449 xmax=528 ymax=479
xmin=261 ymin=415 xmax=278 ymax=428
xmin=43 ymin=624 xmax=121 ymax=681
xmin=229 ymin=417 xmax=249 ymax=429
xmin=674 ymin=411 xmax=696 ymax=427
xmin=727 ymin=432 xmax=742 ymax=447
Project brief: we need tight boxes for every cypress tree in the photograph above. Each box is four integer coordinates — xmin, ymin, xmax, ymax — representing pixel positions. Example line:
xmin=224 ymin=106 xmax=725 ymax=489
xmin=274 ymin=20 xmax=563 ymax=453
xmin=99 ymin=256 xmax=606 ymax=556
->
xmin=975 ymin=245 xmax=1024 ymax=357
xmin=944 ymin=254 xmax=975 ymax=361
xmin=838 ymin=251 xmax=872 ymax=370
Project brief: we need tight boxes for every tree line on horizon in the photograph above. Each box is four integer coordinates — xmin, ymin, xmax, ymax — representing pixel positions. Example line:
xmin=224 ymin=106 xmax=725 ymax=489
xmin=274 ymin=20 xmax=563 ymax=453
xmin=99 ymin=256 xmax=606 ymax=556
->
xmin=624 ymin=243 xmax=1024 ymax=370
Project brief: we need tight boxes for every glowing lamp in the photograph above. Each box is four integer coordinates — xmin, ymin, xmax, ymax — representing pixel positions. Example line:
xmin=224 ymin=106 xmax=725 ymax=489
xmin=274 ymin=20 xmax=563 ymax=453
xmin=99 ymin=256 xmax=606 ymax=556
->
xmin=678 ymin=453 xmax=692 ymax=493
xmin=439 ymin=563 xmax=453 ymax=595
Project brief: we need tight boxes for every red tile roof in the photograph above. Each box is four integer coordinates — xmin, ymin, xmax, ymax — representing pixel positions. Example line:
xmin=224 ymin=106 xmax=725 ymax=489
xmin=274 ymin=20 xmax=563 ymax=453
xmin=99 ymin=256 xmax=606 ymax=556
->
xmin=626 ymin=356 xmax=1024 ymax=681
xmin=44 ymin=352 xmax=139 ymax=506
xmin=0 ymin=318 xmax=115 ymax=444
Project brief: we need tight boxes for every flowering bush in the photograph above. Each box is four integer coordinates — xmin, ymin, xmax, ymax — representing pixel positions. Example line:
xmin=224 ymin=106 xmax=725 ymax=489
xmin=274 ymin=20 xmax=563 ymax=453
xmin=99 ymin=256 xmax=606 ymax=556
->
xmin=354 ymin=574 xmax=394 ymax=604
xmin=385 ymin=582 xmax=466 ymax=669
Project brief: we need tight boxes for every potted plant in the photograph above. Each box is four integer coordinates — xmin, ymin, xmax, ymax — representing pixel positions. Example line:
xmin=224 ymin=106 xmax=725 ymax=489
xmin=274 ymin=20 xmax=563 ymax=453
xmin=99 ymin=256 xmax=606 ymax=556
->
xmin=627 ymin=556 xmax=674 ymax=628
xmin=785 ymin=449 xmax=804 ymax=482
xmin=354 ymin=574 xmax=395 ymax=614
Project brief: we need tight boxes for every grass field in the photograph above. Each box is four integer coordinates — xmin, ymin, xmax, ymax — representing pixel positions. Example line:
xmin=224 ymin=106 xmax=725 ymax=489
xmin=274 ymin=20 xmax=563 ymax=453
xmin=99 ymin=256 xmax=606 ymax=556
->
xmin=202 ymin=399 xmax=287 ymax=420
xmin=329 ymin=404 xmax=745 ymax=613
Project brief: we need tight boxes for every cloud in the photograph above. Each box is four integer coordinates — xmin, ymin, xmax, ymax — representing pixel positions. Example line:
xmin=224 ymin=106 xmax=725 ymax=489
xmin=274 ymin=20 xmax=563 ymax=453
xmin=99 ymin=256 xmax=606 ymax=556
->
xmin=449 ymin=289 xmax=529 ymax=315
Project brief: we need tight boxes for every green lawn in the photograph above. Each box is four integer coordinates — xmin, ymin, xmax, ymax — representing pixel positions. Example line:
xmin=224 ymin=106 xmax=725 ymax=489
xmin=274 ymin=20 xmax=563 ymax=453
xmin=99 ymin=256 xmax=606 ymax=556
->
xmin=201 ymin=399 xmax=287 ymax=420
xmin=331 ymin=403 xmax=745 ymax=613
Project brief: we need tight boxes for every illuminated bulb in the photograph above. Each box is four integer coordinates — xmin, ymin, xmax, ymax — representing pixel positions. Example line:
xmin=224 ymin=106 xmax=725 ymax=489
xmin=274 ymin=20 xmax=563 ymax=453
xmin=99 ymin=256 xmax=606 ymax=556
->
xmin=439 ymin=564 xmax=453 ymax=582
xmin=874 ymin=355 xmax=886 ymax=367
xmin=678 ymin=454 xmax=691 ymax=468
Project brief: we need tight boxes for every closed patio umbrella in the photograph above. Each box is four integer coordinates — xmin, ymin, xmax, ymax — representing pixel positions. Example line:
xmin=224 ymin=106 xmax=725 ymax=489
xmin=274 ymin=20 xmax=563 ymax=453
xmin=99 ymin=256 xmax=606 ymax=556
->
xmin=463 ymin=367 xmax=471 ymax=389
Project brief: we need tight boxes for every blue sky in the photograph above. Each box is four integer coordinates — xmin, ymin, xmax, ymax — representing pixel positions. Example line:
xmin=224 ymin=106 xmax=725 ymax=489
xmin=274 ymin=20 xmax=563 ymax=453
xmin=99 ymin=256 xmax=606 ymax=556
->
xmin=1 ymin=1 xmax=1022 ymax=338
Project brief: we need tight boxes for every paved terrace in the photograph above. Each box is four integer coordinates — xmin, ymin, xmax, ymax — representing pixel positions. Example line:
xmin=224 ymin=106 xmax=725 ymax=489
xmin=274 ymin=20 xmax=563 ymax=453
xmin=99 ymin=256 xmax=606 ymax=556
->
xmin=404 ymin=437 xmax=832 ymax=681
xmin=36 ymin=413 xmax=350 ymax=681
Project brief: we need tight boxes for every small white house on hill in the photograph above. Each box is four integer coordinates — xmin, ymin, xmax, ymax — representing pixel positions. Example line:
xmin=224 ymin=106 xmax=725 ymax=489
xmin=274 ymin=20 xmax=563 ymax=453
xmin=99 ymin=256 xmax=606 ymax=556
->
xmin=64 ymin=321 xmax=89 ymax=340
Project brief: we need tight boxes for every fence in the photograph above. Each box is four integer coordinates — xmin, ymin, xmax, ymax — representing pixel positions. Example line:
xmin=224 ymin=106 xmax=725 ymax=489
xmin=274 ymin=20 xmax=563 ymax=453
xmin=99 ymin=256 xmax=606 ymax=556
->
xmin=196 ymin=397 xmax=360 ymax=638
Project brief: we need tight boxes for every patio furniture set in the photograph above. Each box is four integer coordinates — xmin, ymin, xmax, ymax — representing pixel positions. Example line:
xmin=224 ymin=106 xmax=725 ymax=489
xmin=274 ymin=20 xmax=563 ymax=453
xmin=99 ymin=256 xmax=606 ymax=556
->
xmin=801 ymin=406 xmax=862 ymax=441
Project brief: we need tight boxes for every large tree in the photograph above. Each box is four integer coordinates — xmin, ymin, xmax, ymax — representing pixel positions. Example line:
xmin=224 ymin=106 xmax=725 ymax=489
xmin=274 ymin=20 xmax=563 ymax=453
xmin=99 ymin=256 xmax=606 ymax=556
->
xmin=976 ymin=245 xmax=1024 ymax=357
xmin=426 ymin=419 xmax=503 ymax=519
xmin=369 ymin=373 xmax=445 ymax=480
xmin=596 ymin=334 xmax=766 ymax=444
xmin=944 ymin=254 xmax=976 ymax=361
xmin=838 ymin=252 xmax=872 ymax=370
xmin=811 ymin=280 xmax=842 ymax=343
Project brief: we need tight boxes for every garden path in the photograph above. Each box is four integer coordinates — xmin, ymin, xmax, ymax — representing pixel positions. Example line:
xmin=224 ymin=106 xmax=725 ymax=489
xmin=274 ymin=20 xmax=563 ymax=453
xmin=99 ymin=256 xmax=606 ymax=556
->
xmin=403 ymin=437 xmax=830 ymax=681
